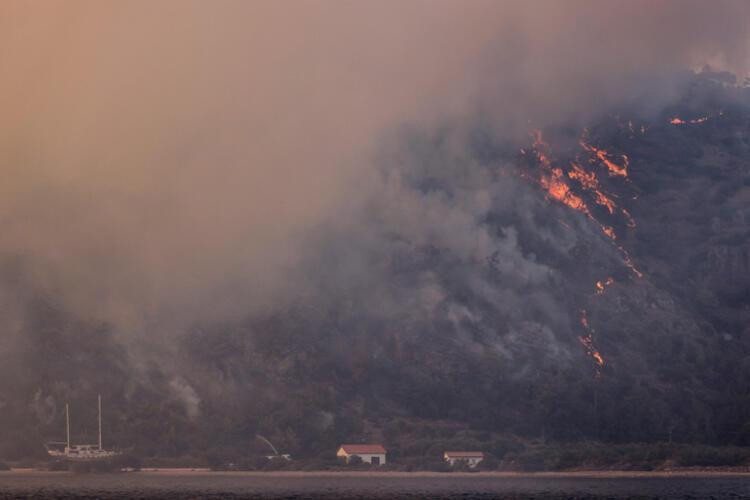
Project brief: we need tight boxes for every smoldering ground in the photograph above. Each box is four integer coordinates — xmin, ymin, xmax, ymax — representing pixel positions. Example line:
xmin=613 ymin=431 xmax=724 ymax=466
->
xmin=0 ymin=1 xmax=749 ymax=451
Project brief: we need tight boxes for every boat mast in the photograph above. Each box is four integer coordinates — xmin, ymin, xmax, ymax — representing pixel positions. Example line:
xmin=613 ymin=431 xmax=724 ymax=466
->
xmin=66 ymin=403 xmax=70 ymax=450
xmin=98 ymin=394 xmax=102 ymax=450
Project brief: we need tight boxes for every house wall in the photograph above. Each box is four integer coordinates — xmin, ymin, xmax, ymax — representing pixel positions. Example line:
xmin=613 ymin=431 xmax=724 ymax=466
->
xmin=446 ymin=456 xmax=482 ymax=467
xmin=337 ymin=449 xmax=386 ymax=464
xmin=355 ymin=453 xmax=385 ymax=464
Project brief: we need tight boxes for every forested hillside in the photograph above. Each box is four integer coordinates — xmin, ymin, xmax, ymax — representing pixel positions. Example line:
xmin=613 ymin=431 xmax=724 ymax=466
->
xmin=1 ymin=72 xmax=750 ymax=465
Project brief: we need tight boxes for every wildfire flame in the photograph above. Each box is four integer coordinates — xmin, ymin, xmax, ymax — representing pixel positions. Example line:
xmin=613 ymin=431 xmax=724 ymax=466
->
xmin=541 ymin=168 xmax=590 ymax=213
xmin=621 ymin=208 xmax=636 ymax=228
xmin=670 ymin=116 xmax=708 ymax=125
xmin=578 ymin=309 xmax=604 ymax=375
xmin=567 ymin=162 xmax=597 ymax=190
xmin=568 ymin=162 xmax=617 ymax=215
xmin=580 ymin=141 xmax=629 ymax=177
xmin=532 ymin=131 xmax=592 ymax=216
xmin=622 ymin=252 xmax=643 ymax=278
xmin=526 ymin=130 xmax=643 ymax=279
xmin=524 ymin=131 xmax=649 ymax=379
xmin=595 ymin=277 xmax=614 ymax=295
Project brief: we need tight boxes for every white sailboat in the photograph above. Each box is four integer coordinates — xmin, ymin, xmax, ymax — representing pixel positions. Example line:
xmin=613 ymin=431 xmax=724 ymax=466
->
xmin=46 ymin=395 xmax=121 ymax=461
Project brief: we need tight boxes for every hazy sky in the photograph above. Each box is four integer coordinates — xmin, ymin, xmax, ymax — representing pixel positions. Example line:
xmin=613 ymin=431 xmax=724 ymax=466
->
xmin=0 ymin=1 xmax=748 ymax=335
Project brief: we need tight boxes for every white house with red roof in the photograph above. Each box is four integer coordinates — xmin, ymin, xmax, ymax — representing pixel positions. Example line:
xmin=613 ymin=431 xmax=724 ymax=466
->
xmin=443 ymin=451 xmax=484 ymax=467
xmin=336 ymin=444 xmax=387 ymax=465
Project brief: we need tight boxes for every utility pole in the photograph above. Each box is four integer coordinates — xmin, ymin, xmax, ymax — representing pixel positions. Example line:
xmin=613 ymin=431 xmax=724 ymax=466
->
xmin=66 ymin=404 xmax=70 ymax=451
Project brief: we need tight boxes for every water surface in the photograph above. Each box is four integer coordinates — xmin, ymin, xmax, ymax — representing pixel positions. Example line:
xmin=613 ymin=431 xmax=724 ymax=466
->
xmin=1 ymin=470 xmax=749 ymax=499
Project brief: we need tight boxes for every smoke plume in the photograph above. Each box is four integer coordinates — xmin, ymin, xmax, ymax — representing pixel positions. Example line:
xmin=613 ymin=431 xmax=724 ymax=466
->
xmin=0 ymin=0 xmax=748 ymax=371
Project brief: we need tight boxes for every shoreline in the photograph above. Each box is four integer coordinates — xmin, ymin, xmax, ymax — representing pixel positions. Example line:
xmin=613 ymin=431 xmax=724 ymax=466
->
xmin=3 ymin=468 xmax=750 ymax=478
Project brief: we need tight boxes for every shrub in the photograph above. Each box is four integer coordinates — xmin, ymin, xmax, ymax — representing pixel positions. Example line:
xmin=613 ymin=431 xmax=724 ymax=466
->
xmin=676 ymin=446 xmax=750 ymax=467
xmin=451 ymin=461 xmax=472 ymax=472
xmin=490 ymin=438 xmax=524 ymax=460
xmin=477 ymin=454 xmax=499 ymax=470
xmin=421 ymin=457 xmax=451 ymax=472
xmin=262 ymin=456 xmax=290 ymax=470
xmin=301 ymin=459 xmax=331 ymax=471
xmin=552 ymin=448 xmax=585 ymax=470
xmin=511 ymin=450 xmax=549 ymax=471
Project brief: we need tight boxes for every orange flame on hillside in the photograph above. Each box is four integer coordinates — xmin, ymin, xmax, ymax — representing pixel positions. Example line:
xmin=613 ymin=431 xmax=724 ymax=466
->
xmin=595 ymin=192 xmax=617 ymax=215
xmin=524 ymin=131 xmax=649 ymax=379
xmin=622 ymin=253 xmax=643 ymax=278
xmin=595 ymin=277 xmax=614 ymax=295
xmin=578 ymin=310 xmax=604 ymax=376
xmin=540 ymin=168 xmax=590 ymax=213
xmin=532 ymin=131 xmax=592 ymax=217
xmin=567 ymin=162 xmax=597 ymax=190
xmin=670 ymin=116 xmax=708 ymax=125
xmin=580 ymin=141 xmax=628 ymax=177
xmin=526 ymin=130 xmax=643 ymax=280
xmin=567 ymin=162 xmax=617 ymax=215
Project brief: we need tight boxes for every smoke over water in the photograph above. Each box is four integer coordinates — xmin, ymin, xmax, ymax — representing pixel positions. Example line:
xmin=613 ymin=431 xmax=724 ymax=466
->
xmin=1 ymin=1 xmax=749 ymax=451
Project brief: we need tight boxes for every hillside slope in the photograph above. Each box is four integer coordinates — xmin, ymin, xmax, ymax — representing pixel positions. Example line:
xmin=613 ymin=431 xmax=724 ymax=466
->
xmin=1 ymin=72 xmax=749 ymax=461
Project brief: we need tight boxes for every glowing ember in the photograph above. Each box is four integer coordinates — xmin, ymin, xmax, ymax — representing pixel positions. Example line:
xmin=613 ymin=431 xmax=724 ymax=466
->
xmin=670 ymin=116 xmax=708 ymax=125
xmin=622 ymin=208 xmax=636 ymax=228
xmin=622 ymin=253 xmax=643 ymax=278
xmin=578 ymin=310 xmax=604 ymax=375
xmin=595 ymin=277 xmax=614 ymax=295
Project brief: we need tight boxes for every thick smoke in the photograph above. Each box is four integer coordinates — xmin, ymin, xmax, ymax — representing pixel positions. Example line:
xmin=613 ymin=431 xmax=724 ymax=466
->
xmin=299 ymin=148 xmax=569 ymax=372
xmin=0 ymin=1 xmax=749 ymax=413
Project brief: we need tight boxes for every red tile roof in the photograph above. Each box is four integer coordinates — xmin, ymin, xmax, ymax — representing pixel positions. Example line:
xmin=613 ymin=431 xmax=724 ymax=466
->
xmin=444 ymin=451 xmax=484 ymax=458
xmin=339 ymin=444 xmax=387 ymax=454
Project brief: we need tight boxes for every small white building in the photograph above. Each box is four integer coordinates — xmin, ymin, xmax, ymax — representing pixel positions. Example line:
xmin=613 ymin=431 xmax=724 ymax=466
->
xmin=444 ymin=451 xmax=484 ymax=468
xmin=337 ymin=444 xmax=387 ymax=465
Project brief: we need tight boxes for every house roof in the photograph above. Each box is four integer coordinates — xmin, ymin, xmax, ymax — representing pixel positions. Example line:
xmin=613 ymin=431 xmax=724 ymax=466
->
xmin=444 ymin=451 xmax=484 ymax=458
xmin=339 ymin=444 xmax=387 ymax=454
